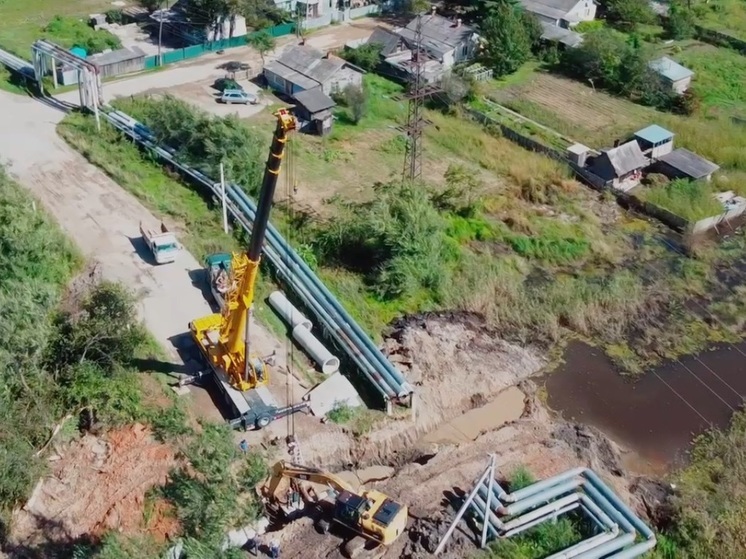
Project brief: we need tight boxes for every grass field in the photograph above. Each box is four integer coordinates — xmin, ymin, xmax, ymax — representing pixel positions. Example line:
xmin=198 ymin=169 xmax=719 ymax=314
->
xmin=487 ymin=44 xmax=746 ymax=199
xmin=0 ymin=0 xmax=112 ymax=56
xmin=694 ymin=0 xmax=746 ymax=40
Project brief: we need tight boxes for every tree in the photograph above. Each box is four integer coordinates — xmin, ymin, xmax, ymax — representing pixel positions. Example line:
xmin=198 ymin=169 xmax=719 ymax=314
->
xmin=46 ymin=282 xmax=146 ymax=373
xmin=601 ymin=0 xmax=656 ymax=29
xmin=184 ymin=0 xmax=241 ymax=40
xmin=241 ymin=0 xmax=291 ymax=29
xmin=560 ymin=28 xmax=630 ymax=89
xmin=138 ymin=0 xmax=162 ymax=12
xmin=248 ymin=31 xmax=275 ymax=65
xmin=341 ymin=43 xmax=383 ymax=72
xmin=665 ymin=1 xmax=695 ymax=39
xmin=343 ymin=84 xmax=368 ymax=124
xmin=480 ymin=3 xmax=533 ymax=76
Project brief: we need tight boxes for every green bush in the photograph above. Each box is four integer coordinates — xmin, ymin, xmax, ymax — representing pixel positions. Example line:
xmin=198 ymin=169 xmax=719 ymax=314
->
xmin=113 ymin=96 xmax=264 ymax=197
xmin=311 ymin=181 xmax=459 ymax=300
xmin=340 ymin=43 xmax=383 ymax=72
xmin=43 ymin=16 xmax=121 ymax=54
xmin=164 ymin=422 xmax=262 ymax=543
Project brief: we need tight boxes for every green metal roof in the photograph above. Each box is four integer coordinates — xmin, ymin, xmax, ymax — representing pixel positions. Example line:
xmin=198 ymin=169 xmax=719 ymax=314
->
xmin=205 ymin=252 xmax=232 ymax=268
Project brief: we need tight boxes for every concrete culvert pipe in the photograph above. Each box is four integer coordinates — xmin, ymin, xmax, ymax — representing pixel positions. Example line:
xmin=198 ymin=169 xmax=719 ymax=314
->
xmin=268 ymin=291 xmax=312 ymax=330
xmin=292 ymin=324 xmax=340 ymax=375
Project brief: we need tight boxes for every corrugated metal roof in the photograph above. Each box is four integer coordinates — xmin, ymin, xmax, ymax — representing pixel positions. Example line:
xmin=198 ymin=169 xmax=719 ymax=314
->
xmin=397 ymin=13 xmax=476 ymax=56
xmin=521 ymin=0 xmax=582 ymax=20
xmin=264 ymin=59 xmax=320 ymax=90
xmin=605 ymin=140 xmax=648 ymax=176
xmin=274 ymin=45 xmax=345 ymax=85
xmin=293 ymin=87 xmax=336 ymax=114
xmin=368 ymin=27 xmax=402 ymax=57
xmin=658 ymin=148 xmax=719 ymax=179
xmin=634 ymin=124 xmax=674 ymax=144
xmin=648 ymin=56 xmax=694 ymax=82
xmin=88 ymin=46 xmax=146 ymax=67
xmin=539 ymin=22 xmax=584 ymax=47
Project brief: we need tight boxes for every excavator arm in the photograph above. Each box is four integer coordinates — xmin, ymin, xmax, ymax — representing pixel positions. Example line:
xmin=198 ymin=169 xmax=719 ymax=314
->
xmin=265 ymin=460 xmax=357 ymax=500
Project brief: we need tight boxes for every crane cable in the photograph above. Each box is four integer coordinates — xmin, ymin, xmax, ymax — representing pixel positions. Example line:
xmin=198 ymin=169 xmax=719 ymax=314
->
xmin=284 ymin=122 xmax=297 ymax=447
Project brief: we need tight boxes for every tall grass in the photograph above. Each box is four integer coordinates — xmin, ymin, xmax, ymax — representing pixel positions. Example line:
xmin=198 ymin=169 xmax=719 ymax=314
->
xmin=640 ymin=179 xmax=723 ymax=222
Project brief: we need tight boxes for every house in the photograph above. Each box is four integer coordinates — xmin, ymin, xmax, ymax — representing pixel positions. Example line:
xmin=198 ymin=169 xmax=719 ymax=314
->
xmin=292 ymin=88 xmax=336 ymax=136
xmin=648 ymin=57 xmax=694 ymax=94
xmin=652 ymin=148 xmax=720 ymax=182
xmin=588 ymin=141 xmax=648 ymax=191
xmin=263 ymin=45 xmax=363 ymax=97
xmin=633 ymin=125 xmax=674 ymax=159
xmin=519 ymin=0 xmax=598 ymax=27
xmin=396 ymin=12 xmax=480 ymax=68
xmin=358 ymin=12 xmax=479 ymax=83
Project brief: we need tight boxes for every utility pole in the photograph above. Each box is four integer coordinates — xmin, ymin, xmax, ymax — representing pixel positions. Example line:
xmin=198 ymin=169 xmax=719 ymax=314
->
xmin=220 ymin=162 xmax=228 ymax=234
xmin=158 ymin=0 xmax=168 ymax=67
xmin=398 ymin=11 xmax=441 ymax=182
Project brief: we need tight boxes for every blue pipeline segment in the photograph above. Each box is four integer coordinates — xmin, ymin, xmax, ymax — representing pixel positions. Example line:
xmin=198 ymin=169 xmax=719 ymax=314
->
xmin=469 ymin=468 xmax=655 ymax=559
xmin=102 ymin=108 xmax=412 ymax=403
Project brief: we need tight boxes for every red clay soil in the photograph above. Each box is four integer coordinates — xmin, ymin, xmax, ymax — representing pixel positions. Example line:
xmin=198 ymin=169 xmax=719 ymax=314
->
xmin=11 ymin=423 xmax=176 ymax=547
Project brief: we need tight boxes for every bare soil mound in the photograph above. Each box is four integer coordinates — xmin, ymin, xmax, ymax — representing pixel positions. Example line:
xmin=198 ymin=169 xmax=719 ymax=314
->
xmin=11 ymin=424 xmax=176 ymax=547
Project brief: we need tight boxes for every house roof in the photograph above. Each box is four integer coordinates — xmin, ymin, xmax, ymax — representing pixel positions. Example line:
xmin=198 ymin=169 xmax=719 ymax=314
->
xmin=265 ymin=45 xmax=347 ymax=89
xmin=368 ymin=27 xmax=402 ymax=57
xmin=658 ymin=148 xmax=719 ymax=179
xmin=397 ymin=14 xmax=476 ymax=58
xmin=293 ymin=87 xmax=336 ymax=114
xmin=88 ymin=46 xmax=146 ymax=66
xmin=539 ymin=21 xmax=584 ymax=47
xmin=520 ymin=0 xmax=589 ymax=21
xmin=648 ymin=56 xmax=694 ymax=82
xmin=634 ymin=124 xmax=674 ymax=145
xmin=603 ymin=141 xmax=648 ymax=176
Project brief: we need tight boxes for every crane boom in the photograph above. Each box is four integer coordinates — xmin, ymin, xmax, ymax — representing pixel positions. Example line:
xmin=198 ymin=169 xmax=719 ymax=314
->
xmin=190 ymin=109 xmax=296 ymax=393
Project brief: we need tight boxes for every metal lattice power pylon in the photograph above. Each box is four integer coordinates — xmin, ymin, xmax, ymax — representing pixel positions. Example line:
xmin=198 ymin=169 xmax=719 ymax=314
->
xmin=399 ymin=12 xmax=441 ymax=182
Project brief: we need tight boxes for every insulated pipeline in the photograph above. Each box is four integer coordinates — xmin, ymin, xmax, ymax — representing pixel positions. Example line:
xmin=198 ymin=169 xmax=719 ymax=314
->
xmin=102 ymin=110 xmax=406 ymax=403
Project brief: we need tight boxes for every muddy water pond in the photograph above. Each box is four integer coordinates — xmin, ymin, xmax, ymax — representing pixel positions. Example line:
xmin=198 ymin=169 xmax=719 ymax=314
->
xmin=544 ymin=341 xmax=746 ymax=470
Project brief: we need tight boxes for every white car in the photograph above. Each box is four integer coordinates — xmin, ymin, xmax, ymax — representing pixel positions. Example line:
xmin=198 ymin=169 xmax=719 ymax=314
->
xmin=220 ymin=89 xmax=258 ymax=105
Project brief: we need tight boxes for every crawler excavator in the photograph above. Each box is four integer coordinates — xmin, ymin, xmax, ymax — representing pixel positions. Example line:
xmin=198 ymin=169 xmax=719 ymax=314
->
xmin=262 ymin=460 xmax=408 ymax=558
xmin=188 ymin=109 xmax=307 ymax=430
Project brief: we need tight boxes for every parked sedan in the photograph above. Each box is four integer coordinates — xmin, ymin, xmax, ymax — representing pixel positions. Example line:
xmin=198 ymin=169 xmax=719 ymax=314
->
xmin=219 ymin=89 xmax=258 ymax=105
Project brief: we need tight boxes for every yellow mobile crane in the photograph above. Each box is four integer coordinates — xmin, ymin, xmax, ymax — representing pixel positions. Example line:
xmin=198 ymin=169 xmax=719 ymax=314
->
xmin=188 ymin=109 xmax=306 ymax=430
xmin=263 ymin=460 xmax=409 ymax=557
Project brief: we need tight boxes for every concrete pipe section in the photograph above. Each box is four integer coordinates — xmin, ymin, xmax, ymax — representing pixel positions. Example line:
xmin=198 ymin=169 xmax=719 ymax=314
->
xmin=268 ymin=290 xmax=312 ymax=330
xmin=292 ymin=324 xmax=340 ymax=375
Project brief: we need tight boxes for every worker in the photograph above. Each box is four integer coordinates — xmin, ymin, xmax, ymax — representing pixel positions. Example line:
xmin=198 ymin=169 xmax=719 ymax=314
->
xmin=239 ymin=439 xmax=249 ymax=454
xmin=269 ymin=537 xmax=280 ymax=559
xmin=245 ymin=529 xmax=258 ymax=556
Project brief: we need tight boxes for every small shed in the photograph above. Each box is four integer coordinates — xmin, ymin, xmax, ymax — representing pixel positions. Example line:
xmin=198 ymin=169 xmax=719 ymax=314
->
xmin=588 ymin=140 xmax=648 ymax=191
xmin=293 ymin=88 xmax=336 ymax=136
xmin=88 ymin=46 xmax=146 ymax=79
xmin=653 ymin=148 xmax=720 ymax=182
xmin=634 ymin=125 xmax=674 ymax=159
xmin=566 ymin=143 xmax=592 ymax=167
xmin=648 ymin=56 xmax=694 ymax=94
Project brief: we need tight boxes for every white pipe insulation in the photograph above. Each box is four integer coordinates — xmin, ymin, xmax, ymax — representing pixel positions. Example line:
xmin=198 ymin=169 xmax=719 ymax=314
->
xmin=268 ymin=290 xmax=312 ymax=330
xmin=292 ymin=325 xmax=340 ymax=375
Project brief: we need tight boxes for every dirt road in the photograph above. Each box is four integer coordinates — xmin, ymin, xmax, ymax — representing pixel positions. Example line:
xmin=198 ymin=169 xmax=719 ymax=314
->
xmin=0 ymin=89 xmax=299 ymax=424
